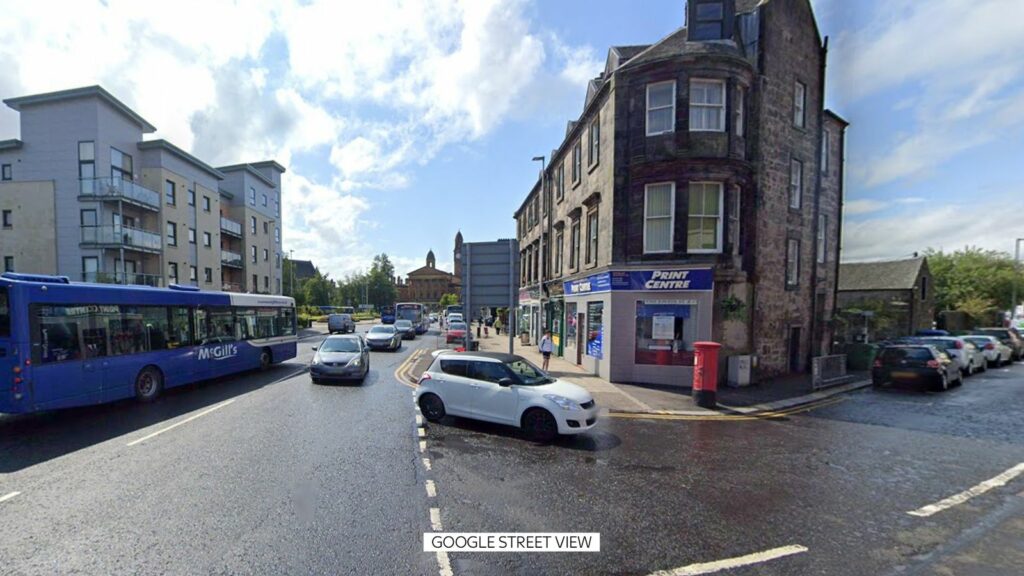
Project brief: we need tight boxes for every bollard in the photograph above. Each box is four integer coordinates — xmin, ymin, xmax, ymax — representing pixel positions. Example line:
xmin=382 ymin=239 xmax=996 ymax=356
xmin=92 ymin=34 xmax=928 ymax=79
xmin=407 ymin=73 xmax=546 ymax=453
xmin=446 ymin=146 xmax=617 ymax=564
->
xmin=692 ymin=341 xmax=722 ymax=408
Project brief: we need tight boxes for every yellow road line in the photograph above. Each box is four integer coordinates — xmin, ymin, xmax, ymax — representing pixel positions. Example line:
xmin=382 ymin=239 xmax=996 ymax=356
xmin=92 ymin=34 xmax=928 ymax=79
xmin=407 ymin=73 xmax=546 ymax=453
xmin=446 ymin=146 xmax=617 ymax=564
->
xmin=608 ymin=396 xmax=846 ymax=422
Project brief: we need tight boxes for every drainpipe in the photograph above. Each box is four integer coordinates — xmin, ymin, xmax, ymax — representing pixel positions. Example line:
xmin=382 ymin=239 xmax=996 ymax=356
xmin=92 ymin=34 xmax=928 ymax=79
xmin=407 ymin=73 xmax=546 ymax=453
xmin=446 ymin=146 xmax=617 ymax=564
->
xmin=808 ymin=36 xmax=828 ymax=364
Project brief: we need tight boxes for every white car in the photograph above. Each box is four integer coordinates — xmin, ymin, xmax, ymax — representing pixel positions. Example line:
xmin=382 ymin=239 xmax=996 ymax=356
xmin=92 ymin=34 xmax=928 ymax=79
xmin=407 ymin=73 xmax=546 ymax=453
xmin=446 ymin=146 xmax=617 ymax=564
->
xmin=446 ymin=313 xmax=464 ymax=325
xmin=963 ymin=335 xmax=1012 ymax=368
xmin=415 ymin=352 xmax=598 ymax=442
xmin=918 ymin=336 xmax=986 ymax=376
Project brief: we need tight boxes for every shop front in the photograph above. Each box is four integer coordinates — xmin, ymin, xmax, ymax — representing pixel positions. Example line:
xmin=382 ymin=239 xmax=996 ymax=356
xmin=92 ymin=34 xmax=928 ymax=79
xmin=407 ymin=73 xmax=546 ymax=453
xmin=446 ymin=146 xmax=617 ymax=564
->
xmin=517 ymin=287 xmax=539 ymax=345
xmin=564 ymin=268 xmax=714 ymax=385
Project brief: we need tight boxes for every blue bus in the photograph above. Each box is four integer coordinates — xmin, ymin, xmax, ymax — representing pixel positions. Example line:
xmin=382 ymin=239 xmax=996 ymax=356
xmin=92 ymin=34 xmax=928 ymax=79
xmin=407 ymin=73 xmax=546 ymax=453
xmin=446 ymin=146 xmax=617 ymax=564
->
xmin=396 ymin=302 xmax=429 ymax=334
xmin=380 ymin=305 xmax=396 ymax=324
xmin=0 ymin=273 xmax=297 ymax=414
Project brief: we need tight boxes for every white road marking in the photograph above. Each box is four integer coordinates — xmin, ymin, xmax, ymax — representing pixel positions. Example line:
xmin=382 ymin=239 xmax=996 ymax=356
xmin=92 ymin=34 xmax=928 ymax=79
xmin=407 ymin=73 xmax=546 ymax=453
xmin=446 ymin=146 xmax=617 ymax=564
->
xmin=436 ymin=550 xmax=453 ymax=576
xmin=908 ymin=462 xmax=1024 ymax=517
xmin=430 ymin=507 xmax=443 ymax=531
xmin=419 ymin=441 xmax=427 ymax=453
xmin=422 ymin=457 xmax=432 ymax=471
xmin=417 ymin=428 xmax=426 ymax=438
xmin=0 ymin=491 xmax=21 ymax=504
xmin=126 ymin=399 xmax=237 ymax=447
xmin=416 ymin=415 xmax=423 ymax=426
xmin=425 ymin=480 xmax=437 ymax=498
xmin=649 ymin=545 xmax=808 ymax=576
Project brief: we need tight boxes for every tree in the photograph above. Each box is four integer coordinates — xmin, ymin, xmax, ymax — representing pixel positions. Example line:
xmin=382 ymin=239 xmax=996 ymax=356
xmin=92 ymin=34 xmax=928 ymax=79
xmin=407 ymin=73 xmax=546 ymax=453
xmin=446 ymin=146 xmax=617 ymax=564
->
xmin=924 ymin=247 xmax=1023 ymax=316
xmin=302 ymin=270 xmax=335 ymax=307
xmin=366 ymin=253 xmax=397 ymax=308
xmin=438 ymin=293 xmax=459 ymax=308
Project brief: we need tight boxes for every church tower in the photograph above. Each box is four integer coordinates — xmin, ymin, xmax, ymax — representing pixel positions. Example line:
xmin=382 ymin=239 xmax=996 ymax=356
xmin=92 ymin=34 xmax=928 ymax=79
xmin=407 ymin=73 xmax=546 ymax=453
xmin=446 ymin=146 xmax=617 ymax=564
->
xmin=454 ymin=231 xmax=464 ymax=279
xmin=426 ymin=249 xmax=436 ymax=269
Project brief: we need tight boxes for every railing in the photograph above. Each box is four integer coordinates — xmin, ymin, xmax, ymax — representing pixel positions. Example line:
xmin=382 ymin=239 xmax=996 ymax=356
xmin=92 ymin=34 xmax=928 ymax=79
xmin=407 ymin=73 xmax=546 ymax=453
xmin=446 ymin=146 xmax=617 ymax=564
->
xmin=82 ymin=271 xmax=163 ymax=287
xmin=221 ymin=250 xmax=243 ymax=268
xmin=79 ymin=178 xmax=161 ymax=209
xmin=81 ymin=225 xmax=163 ymax=251
xmin=811 ymin=354 xmax=850 ymax=390
xmin=221 ymin=282 xmax=243 ymax=292
xmin=220 ymin=216 xmax=242 ymax=236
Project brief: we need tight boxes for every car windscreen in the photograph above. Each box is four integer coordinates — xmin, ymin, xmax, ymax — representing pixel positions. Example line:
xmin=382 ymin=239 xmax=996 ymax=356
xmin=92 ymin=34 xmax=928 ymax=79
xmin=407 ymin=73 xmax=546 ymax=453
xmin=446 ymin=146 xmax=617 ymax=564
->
xmin=880 ymin=347 xmax=932 ymax=363
xmin=505 ymin=359 xmax=555 ymax=385
xmin=320 ymin=338 xmax=360 ymax=353
xmin=0 ymin=286 xmax=9 ymax=338
xmin=964 ymin=337 xmax=989 ymax=347
xmin=449 ymin=323 xmax=467 ymax=330
xmin=395 ymin=321 xmax=412 ymax=327
xmin=369 ymin=326 xmax=394 ymax=334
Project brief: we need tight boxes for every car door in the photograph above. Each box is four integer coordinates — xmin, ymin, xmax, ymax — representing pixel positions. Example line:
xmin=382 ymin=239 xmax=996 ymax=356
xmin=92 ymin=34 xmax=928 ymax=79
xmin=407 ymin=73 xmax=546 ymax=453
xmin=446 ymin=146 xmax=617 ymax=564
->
xmin=434 ymin=359 xmax=475 ymax=416
xmin=467 ymin=360 xmax=520 ymax=425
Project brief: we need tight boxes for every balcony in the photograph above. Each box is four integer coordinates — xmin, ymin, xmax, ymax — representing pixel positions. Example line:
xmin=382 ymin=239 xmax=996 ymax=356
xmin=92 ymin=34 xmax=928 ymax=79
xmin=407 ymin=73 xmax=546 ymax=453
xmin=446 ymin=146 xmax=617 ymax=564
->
xmin=221 ymin=216 xmax=242 ymax=237
xmin=221 ymin=250 xmax=244 ymax=269
xmin=79 ymin=178 xmax=161 ymax=211
xmin=82 ymin=271 xmax=163 ymax=287
xmin=81 ymin=225 xmax=163 ymax=253
xmin=221 ymin=281 xmax=243 ymax=292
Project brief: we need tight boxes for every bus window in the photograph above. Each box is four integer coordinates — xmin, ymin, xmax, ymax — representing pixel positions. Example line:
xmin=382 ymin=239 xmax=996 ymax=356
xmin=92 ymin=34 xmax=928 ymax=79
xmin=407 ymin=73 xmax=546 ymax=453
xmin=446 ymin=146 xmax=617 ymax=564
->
xmin=236 ymin=308 xmax=257 ymax=340
xmin=279 ymin=308 xmax=295 ymax=336
xmin=195 ymin=308 xmax=209 ymax=344
xmin=0 ymin=287 xmax=9 ymax=338
xmin=32 ymin=305 xmax=83 ymax=364
xmin=169 ymin=307 xmax=193 ymax=347
xmin=111 ymin=306 xmax=146 ymax=356
xmin=206 ymin=307 xmax=236 ymax=343
xmin=257 ymin=308 xmax=277 ymax=338
xmin=141 ymin=306 xmax=171 ymax=351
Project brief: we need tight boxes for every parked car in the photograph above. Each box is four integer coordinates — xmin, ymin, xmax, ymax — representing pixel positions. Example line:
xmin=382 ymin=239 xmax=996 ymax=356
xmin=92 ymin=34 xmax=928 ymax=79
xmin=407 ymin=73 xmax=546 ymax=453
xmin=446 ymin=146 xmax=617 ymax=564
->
xmin=918 ymin=336 xmax=986 ymax=376
xmin=915 ymin=329 xmax=950 ymax=337
xmin=963 ymin=335 xmax=1013 ymax=368
xmin=415 ymin=352 xmax=598 ymax=442
xmin=973 ymin=327 xmax=1024 ymax=361
xmin=327 ymin=313 xmax=355 ymax=334
xmin=446 ymin=321 xmax=468 ymax=344
xmin=310 ymin=335 xmax=369 ymax=384
xmin=365 ymin=324 xmax=402 ymax=351
xmin=872 ymin=344 xmax=961 ymax=391
xmin=394 ymin=319 xmax=417 ymax=340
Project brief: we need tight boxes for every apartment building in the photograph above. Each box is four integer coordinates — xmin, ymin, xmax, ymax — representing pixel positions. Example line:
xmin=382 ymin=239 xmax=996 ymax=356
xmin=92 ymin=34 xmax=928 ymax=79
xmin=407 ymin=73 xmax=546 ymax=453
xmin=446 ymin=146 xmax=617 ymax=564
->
xmin=0 ymin=85 xmax=285 ymax=294
xmin=514 ymin=0 xmax=848 ymax=384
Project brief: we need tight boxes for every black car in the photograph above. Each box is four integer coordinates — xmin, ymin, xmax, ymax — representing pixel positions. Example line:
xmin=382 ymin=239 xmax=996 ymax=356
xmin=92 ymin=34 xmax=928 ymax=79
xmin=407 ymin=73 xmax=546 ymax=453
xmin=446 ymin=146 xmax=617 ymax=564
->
xmin=872 ymin=344 xmax=961 ymax=391
xmin=394 ymin=319 xmax=416 ymax=340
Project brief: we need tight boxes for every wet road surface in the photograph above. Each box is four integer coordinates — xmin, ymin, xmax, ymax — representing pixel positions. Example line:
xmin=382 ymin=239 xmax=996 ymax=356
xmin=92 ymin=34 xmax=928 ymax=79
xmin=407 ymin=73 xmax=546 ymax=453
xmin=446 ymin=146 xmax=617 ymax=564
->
xmin=425 ymin=361 xmax=1024 ymax=575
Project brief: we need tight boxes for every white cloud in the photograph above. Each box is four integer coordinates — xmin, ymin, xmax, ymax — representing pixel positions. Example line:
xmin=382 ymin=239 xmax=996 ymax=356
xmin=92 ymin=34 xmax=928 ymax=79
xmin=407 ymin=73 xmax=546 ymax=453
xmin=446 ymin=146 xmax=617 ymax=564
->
xmin=842 ymin=194 xmax=1022 ymax=261
xmin=844 ymin=199 xmax=888 ymax=216
xmin=0 ymin=0 xmax=600 ymax=279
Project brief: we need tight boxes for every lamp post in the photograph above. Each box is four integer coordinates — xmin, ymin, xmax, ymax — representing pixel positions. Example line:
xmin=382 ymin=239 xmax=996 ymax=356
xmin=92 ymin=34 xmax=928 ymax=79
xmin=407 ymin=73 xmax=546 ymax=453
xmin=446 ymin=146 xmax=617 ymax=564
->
xmin=1012 ymin=238 xmax=1024 ymax=323
xmin=532 ymin=155 xmax=547 ymax=343
xmin=288 ymin=249 xmax=294 ymax=297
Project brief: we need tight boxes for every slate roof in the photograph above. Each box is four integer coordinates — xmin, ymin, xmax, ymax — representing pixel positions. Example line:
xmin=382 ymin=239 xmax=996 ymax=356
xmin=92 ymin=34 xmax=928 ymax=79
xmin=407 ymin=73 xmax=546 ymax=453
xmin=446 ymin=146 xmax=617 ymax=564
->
xmin=838 ymin=258 xmax=926 ymax=292
xmin=291 ymin=259 xmax=317 ymax=280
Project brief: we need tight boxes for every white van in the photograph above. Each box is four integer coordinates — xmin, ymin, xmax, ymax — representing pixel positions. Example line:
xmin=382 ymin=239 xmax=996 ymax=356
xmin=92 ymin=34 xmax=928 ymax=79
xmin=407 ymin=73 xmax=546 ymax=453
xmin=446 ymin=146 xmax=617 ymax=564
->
xmin=327 ymin=313 xmax=355 ymax=334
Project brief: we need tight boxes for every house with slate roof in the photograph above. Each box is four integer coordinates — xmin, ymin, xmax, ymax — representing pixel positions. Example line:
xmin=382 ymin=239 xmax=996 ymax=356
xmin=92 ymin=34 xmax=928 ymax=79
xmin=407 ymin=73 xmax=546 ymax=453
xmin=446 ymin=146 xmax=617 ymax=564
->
xmin=837 ymin=257 xmax=935 ymax=342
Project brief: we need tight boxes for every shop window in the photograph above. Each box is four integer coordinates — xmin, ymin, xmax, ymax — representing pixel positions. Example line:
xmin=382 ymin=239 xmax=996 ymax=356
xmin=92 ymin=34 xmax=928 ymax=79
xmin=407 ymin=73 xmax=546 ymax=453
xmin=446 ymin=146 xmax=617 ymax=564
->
xmin=635 ymin=301 xmax=698 ymax=366
xmin=565 ymin=303 xmax=578 ymax=349
xmin=586 ymin=302 xmax=603 ymax=359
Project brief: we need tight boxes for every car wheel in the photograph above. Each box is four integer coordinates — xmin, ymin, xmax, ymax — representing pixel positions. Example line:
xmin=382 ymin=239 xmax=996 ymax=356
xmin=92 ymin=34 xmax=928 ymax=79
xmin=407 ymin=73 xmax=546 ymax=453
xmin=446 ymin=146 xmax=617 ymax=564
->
xmin=134 ymin=366 xmax=164 ymax=403
xmin=937 ymin=372 xmax=949 ymax=392
xmin=871 ymin=378 xmax=883 ymax=388
xmin=419 ymin=393 xmax=446 ymax=422
xmin=522 ymin=408 xmax=558 ymax=443
xmin=259 ymin=349 xmax=272 ymax=371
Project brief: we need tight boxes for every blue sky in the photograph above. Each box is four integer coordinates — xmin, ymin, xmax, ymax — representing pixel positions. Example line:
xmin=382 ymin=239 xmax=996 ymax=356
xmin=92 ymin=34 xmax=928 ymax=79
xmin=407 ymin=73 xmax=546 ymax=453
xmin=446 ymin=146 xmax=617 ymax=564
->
xmin=0 ymin=0 xmax=1021 ymax=277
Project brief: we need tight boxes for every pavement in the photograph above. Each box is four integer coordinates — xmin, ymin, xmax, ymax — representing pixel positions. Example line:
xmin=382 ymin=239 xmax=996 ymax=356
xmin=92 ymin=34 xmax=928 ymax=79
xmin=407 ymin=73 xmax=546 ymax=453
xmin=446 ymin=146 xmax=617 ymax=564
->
xmin=471 ymin=331 xmax=871 ymax=417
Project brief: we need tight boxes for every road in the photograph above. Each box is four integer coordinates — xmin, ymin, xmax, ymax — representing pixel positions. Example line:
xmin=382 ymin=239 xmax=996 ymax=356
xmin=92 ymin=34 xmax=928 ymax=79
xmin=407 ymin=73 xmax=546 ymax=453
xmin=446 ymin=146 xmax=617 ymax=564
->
xmin=0 ymin=323 xmax=444 ymax=575
xmin=2 ymin=329 xmax=1023 ymax=575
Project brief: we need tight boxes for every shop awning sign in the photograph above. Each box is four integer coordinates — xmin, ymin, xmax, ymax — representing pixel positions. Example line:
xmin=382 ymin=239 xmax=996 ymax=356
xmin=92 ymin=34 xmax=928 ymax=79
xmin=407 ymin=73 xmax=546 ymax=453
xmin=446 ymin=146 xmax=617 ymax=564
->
xmin=565 ymin=269 xmax=713 ymax=295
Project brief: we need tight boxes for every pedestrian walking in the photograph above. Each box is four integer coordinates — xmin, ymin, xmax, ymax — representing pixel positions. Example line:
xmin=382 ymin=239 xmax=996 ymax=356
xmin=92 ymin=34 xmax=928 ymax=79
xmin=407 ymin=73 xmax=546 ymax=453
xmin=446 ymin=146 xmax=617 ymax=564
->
xmin=539 ymin=329 xmax=554 ymax=371
xmin=494 ymin=317 xmax=503 ymax=336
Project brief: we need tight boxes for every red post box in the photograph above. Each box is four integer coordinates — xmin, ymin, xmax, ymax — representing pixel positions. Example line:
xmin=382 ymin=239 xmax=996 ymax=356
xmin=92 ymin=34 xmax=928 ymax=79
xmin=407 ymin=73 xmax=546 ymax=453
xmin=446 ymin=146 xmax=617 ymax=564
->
xmin=692 ymin=341 xmax=722 ymax=408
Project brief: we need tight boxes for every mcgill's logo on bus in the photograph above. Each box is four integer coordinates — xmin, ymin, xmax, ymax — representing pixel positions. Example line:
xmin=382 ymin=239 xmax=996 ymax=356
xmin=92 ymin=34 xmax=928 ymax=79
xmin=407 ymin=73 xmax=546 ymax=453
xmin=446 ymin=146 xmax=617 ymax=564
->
xmin=198 ymin=344 xmax=239 ymax=361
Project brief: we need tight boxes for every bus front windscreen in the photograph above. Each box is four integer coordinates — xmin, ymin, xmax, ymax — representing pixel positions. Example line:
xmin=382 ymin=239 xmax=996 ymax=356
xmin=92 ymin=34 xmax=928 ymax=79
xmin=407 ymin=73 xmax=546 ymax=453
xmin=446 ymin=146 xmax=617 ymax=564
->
xmin=0 ymin=287 xmax=10 ymax=338
xmin=396 ymin=304 xmax=421 ymax=322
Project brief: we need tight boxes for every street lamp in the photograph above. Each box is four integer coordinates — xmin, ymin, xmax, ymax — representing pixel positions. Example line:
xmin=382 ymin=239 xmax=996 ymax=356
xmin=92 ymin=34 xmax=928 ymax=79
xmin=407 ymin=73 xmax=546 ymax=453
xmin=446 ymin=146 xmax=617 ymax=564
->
xmin=288 ymin=249 xmax=294 ymax=297
xmin=532 ymin=155 xmax=547 ymax=343
xmin=1012 ymin=238 xmax=1024 ymax=322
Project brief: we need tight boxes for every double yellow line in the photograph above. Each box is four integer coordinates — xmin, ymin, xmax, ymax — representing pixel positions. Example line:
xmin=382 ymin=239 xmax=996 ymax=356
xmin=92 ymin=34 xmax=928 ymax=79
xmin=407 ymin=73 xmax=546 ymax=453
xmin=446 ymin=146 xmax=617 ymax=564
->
xmin=394 ymin=349 xmax=426 ymax=389
xmin=608 ymin=395 xmax=846 ymax=422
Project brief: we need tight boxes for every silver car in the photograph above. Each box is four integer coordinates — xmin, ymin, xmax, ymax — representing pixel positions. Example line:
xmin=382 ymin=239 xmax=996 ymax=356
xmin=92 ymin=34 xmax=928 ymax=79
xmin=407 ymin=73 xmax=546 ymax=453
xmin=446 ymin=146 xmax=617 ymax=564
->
xmin=919 ymin=336 xmax=986 ymax=376
xmin=365 ymin=324 xmax=402 ymax=351
xmin=311 ymin=335 xmax=369 ymax=384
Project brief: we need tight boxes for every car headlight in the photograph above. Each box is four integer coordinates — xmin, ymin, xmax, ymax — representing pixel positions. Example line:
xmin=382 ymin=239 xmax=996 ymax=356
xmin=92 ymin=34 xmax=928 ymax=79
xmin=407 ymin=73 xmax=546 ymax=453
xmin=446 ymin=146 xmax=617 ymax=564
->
xmin=311 ymin=355 xmax=320 ymax=365
xmin=544 ymin=394 xmax=581 ymax=411
xmin=348 ymin=357 xmax=361 ymax=367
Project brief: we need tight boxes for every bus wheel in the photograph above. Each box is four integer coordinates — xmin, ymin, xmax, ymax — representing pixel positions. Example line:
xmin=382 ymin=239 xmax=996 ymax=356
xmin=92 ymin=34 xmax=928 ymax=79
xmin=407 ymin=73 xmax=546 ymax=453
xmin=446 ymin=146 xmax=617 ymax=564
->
xmin=135 ymin=366 xmax=163 ymax=403
xmin=259 ymin=349 xmax=272 ymax=371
